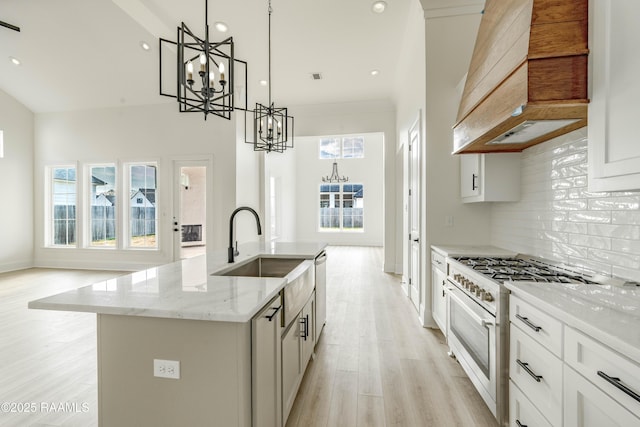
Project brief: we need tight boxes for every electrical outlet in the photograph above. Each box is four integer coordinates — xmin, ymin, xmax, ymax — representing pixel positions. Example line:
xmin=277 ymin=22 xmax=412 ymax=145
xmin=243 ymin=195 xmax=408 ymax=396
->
xmin=445 ymin=215 xmax=454 ymax=227
xmin=153 ymin=359 xmax=180 ymax=379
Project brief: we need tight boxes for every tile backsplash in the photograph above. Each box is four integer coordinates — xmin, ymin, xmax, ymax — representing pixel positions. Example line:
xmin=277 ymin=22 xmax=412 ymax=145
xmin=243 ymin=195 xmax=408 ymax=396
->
xmin=491 ymin=127 xmax=640 ymax=282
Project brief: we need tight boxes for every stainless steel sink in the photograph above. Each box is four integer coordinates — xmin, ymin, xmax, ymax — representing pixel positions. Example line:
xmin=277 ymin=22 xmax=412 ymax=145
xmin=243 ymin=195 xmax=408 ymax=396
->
xmin=217 ymin=257 xmax=305 ymax=278
xmin=213 ymin=257 xmax=315 ymax=327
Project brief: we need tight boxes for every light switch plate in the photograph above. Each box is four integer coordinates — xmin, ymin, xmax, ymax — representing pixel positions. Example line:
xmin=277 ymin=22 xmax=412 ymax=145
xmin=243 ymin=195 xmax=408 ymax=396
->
xmin=153 ymin=359 xmax=180 ymax=379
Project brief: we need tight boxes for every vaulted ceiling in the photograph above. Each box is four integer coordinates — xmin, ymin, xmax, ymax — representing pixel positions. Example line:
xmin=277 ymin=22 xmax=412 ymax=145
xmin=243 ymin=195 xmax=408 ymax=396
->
xmin=0 ymin=0 xmax=482 ymax=113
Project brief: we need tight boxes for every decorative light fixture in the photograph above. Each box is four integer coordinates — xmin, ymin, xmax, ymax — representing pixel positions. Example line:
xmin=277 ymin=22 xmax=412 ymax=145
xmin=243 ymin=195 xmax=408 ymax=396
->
xmin=245 ymin=0 xmax=294 ymax=153
xmin=322 ymin=162 xmax=349 ymax=183
xmin=159 ymin=0 xmax=246 ymax=120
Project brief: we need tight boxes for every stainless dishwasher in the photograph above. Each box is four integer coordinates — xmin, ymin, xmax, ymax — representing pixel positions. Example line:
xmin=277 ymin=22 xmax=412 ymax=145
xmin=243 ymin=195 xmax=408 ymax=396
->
xmin=314 ymin=251 xmax=327 ymax=340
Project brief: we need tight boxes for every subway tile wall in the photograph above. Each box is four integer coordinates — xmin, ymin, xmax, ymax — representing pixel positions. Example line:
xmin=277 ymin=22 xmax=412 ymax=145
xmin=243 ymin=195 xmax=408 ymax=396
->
xmin=491 ymin=127 xmax=640 ymax=282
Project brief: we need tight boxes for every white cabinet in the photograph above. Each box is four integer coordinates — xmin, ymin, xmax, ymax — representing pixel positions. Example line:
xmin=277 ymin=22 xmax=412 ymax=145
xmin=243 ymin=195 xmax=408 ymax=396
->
xmin=281 ymin=292 xmax=315 ymax=424
xmin=460 ymin=153 xmax=521 ymax=203
xmin=564 ymin=366 xmax=640 ymax=427
xmin=314 ymin=252 xmax=327 ymax=342
xmin=430 ymin=250 xmax=447 ymax=335
xmin=588 ymin=0 xmax=640 ymax=192
xmin=252 ymin=295 xmax=283 ymax=427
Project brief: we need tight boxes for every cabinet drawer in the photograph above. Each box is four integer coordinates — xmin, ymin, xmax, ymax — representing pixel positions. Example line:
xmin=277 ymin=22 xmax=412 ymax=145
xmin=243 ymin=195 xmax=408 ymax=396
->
xmin=564 ymin=365 xmax=640 ymax=427
xmin=510 ymin=380 xmax=553 ymax=427
xmin=510 ymin=324 xmax=563 ymax=426
xmin=510 ymin=295 xmax=563 ymax=357
xmin=565 ymin=327 xmax=640 ymax=419
xmin=431 ymin=250 xmax=446 ymax=273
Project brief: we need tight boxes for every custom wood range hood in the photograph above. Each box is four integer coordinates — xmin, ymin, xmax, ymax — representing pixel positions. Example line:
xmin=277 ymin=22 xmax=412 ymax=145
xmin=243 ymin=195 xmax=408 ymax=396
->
xmin=452 ymin=0 xmax=589 ymax=154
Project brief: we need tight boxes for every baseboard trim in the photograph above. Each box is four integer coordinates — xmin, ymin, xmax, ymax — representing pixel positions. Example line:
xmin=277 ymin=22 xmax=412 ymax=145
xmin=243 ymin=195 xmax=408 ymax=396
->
xmin=0 ymin=260 xmax=34 ymax=274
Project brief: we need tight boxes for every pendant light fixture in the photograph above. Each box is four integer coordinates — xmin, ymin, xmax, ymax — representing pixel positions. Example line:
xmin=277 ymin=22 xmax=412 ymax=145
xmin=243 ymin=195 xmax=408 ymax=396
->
xmin=245 ymin=0 xmax=294 ymax=153
xmin=159 ymin=0 xmax=246 ymax=120
xmin=322 ymin=162 xmax=348 ymax=183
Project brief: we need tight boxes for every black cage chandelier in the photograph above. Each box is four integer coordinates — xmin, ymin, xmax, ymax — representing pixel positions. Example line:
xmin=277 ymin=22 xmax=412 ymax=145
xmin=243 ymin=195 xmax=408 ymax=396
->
xmin=159 ymin=0 xmax=247 ymax=120
xmin=245 ymin=0 xmax=294 ymax=152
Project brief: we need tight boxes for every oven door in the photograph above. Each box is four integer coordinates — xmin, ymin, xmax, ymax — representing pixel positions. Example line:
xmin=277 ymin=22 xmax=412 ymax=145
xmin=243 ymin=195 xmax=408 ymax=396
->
xmin=446 ymin=283 xmax=497 ymax=414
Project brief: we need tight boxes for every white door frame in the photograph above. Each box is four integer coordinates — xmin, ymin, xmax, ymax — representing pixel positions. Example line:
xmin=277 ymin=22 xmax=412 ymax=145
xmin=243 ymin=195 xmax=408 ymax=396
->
xmin=172 ymin=158 xmax=212 ymax=261
xmin=407 ymin=114 xmax=422 ymax=313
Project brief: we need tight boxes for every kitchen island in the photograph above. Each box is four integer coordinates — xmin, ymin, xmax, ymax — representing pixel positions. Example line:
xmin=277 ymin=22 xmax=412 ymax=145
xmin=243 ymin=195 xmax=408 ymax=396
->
xmin=28 ymin=242 xmax=326 ymax=427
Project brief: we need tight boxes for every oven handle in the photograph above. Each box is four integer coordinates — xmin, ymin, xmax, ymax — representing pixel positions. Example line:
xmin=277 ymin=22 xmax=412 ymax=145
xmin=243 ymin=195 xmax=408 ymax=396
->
xmin=446 ymin=286 xmax=494 ymax=328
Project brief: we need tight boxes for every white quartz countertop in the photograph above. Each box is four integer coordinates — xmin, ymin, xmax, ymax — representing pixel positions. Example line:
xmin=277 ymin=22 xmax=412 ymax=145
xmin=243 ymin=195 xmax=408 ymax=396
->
xmin=28 ymin=242 xmax=327 ymax=323
xmin=431 ymin=244 xmax=516 ymax=258
xmin=506 ymin=281 xmax=640 ymax=363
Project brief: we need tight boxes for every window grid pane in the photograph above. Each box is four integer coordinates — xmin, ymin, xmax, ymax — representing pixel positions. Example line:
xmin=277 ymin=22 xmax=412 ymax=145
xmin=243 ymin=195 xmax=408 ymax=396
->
xmin=51 ymin=167 xmax=77 ymax=246
xmin=319 ymin=183 xmax=363 ymax=231
xmin=129 ymin=164 xmax=157 ymax=248
xmin=90 ymin=165 xmax=117 ymax=247
xmin=342 ymin=137 xmax=364 ymax=159
xmin=319 ymin=137 xmax=340 ymax=159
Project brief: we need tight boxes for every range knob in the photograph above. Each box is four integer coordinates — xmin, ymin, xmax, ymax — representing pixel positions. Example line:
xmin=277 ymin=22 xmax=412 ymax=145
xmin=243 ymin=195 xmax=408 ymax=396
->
xmin=475 ymin=288 xmax=483 ymax=297
xmin=483 ymin=292 xmax=494 ymax=302
xmin=469 ymin=283 xmax=477 ymax=292
xmin=454 ymin=274 xmax=462 ymax=281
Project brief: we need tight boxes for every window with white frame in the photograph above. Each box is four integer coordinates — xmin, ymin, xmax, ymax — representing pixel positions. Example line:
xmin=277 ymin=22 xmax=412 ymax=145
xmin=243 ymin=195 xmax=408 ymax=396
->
xmin=88 ymin=164 xmax=116 ymax=247
xmin=128 ymin=163 xmax=158 ymax=249
xmin=319 ymin=136 xmax=364 ymax=159
xmin=319 ymin=183 xmax=364 ymax=231
xmin=50 ymin=166 xmax=77 ymax=246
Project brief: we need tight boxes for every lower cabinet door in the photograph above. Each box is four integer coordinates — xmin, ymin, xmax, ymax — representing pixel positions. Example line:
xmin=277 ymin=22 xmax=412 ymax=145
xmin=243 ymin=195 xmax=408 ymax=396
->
xmin=431 ymin=265 xmax=447 ymax=334
xmin=510 ymin=380 xmax=553 ymax=427
xmin=300 ymin=293 xmax=316 ymax=366
xmin=282 ymin=318 xmax=301 ymax=423
xmin=252 ymin=296 xmax=283 ymax=427
xmin=564 ymin=366 xmax=640 ymax=427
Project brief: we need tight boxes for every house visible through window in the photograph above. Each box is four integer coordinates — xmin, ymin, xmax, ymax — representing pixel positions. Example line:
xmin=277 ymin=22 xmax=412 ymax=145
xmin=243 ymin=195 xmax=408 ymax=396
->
xmin=51 ymin=166 xmax=77 ymax=246
xmin=89 ymin=164 xmax=116 ymax=247
xmin=128 ymin=163 xmax=158 ymax=249
xmin=319 ymin=183 xmax=364 ymax=231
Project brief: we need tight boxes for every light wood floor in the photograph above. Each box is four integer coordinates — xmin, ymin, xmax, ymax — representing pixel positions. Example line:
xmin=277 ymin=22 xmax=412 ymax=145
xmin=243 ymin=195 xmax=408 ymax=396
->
xmin=285 ymin=246 xmax=497 ymax=427
xmin=0 ymin=247 xmax=497 ymax=427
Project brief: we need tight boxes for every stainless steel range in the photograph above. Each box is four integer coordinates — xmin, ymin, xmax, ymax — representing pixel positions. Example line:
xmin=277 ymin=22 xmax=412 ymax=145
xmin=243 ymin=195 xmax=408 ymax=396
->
xmin=445 ymin=255 xmax=598 ymax=426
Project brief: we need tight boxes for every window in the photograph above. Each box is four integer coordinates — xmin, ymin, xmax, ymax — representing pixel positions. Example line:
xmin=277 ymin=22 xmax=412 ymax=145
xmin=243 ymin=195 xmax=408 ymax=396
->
xmin=319 ymin=183 xmax=363 ymax=231
xmin=319 ymin=137 xmax=340 ymax=159
xmin=319 ymin=136 xmax=364 ymax=159
xmin=89 ymin=165 xmax=116 ymax=247
xmin=269 ymin=176 xmax=281 ymax=240
xmin=128 ymin=163 xmax=158 ymax=248
xmin=342 ymin=137 xmax=364 ymax=159
xmin=50 ymin=166 xmax=77 ymax=246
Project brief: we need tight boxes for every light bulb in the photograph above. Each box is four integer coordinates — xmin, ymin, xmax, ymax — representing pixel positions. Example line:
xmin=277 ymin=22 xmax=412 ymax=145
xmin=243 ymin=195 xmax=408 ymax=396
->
xmin=209 ymin=71 xmax=215 ymax=87
xmin=219 ymin=62 xmax=225 ymax=81
xmin=199 ymin=53 xmax=206 ymax=72
xmin=187 ymin=61 xmax=193 ymax=80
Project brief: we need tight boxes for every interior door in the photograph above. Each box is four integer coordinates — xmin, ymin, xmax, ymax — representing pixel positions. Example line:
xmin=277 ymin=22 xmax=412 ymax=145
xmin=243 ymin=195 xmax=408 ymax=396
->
xmin=173 ymin=160 xmax=209 ymax=261
xmin=408 ymin=117 xmax=421 ymax=312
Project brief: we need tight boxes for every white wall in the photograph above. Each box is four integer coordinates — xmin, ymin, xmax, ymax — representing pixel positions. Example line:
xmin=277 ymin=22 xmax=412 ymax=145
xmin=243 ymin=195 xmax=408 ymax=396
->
xmin=294 ymin=132 xmax=384 ymax=246
xmin=492 ymin=128 xmax=640 ymax=282
xmin=0 ymin=89 xmax=34 ymax=272
xmin=290 ymin=100 xmax=396 ymax=270
xmin=235 ymin=118 xmax=263 ymax=247
xmin=264 ymin=149 xmax=297 ymax=242
xmin=34 ymin=103 xmax=237 ymax=270
xmin=421 ymin=6 xmax=485 ymax=326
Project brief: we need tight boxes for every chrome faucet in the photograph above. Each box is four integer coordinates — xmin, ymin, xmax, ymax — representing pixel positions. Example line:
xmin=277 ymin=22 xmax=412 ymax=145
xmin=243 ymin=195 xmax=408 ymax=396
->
xmin=228 ymin=206 xmax=262 ymax=263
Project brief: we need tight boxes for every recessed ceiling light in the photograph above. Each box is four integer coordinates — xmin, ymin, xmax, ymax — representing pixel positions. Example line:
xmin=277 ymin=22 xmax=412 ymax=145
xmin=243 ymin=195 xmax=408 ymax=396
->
xmin=370 ymin=70 xmax=379 ymax=76
xmin=214 ymin=22 xmax=228 ymax=32
xmin=259 ymin=80 xmax=268 ymax=86
xmin=372 ymin=1 xmax=387 ymax=13
xmin=9 ymin=56 xmax=20 ymax=66
xmin=140 ymin=41 xmax=151 ymax=51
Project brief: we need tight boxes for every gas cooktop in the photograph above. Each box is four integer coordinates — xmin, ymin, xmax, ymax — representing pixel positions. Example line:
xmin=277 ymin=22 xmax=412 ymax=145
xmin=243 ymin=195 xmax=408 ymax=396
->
xmin=452 ymin=256 xmax=599 ymax=285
